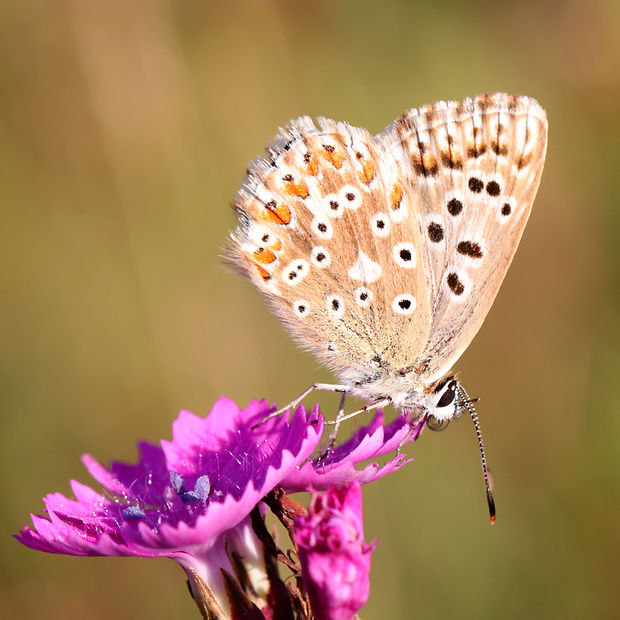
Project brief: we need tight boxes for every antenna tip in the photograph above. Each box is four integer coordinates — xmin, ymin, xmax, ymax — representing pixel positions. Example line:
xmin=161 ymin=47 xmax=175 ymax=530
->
xmin=487 ymin=490 xmax=496 ymax=525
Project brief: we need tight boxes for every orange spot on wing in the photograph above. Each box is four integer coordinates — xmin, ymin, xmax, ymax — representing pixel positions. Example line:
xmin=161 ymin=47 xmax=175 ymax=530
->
xmin=306 ymin=156 xmax=319 ymax=175
xmin=267 ymin=238 xmax=282 ymax=251
xmin=283 ymin=179 xmax=309 ymax=199
xmin=411 ymin=152 xmax=438 ymax=176
xmin=320 ymin=145 xmax=344 ymax=169
xmin=259 ymin=201 xmax=291 ymax=225
xmin=253 ymin=247 xmax=276 ymax=264
xmin=254 ymin=264 xmax=271 ymax=281
xmin=358 ymin=159 xmax=376 ymax=184
xmin=390 ymin=183 xmax=403 ymax=210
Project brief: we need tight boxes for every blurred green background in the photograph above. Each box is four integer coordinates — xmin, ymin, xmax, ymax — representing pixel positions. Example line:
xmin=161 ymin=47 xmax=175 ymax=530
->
xmin=2 ymin=0 xmax=620 ymax=618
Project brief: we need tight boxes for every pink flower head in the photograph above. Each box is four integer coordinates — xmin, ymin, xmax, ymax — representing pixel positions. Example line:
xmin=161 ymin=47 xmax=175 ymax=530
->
xmin=17 ymin=397 xmax=425 ymax=618
xmin=294 ymin=482 xmax=375 ymax=620
xmin=17 ymin=398 xmax=323 ymax=616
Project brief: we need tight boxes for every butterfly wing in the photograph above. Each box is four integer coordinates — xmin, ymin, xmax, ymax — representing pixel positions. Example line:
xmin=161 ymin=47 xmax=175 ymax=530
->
xmin=383 ymin=93 xmax=547 ymax=383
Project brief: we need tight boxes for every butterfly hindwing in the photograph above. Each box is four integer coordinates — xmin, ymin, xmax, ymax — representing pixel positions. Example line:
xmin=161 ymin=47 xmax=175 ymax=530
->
xmin=385 ymin=94 xmax=547 ymax=382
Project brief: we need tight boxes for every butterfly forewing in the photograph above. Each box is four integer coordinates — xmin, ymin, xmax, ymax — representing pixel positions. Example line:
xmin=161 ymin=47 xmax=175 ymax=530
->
xmin=231 ymin=119 xmax=405 ymax=379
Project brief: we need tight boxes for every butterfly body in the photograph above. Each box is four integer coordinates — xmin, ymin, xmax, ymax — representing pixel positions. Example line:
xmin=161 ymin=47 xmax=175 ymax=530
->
xmin=229 ymin=93 xmax=547 ymax=425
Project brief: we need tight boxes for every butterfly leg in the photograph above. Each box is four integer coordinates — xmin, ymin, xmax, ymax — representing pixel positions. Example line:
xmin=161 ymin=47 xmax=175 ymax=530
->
xmin=318 ymin=395 xmax=392 ymax=461
xmin=324 ymin=391 xmax=350 ymax=448
xmin=324 ymin=397 xmax=392 ymax=427
xmin=316 ymin=392 xmax=348 ymax=462
xmin=396 ymin=414 xmax=426 ymax=456
xmin=253 ymin=383 xmax=352 ymax=428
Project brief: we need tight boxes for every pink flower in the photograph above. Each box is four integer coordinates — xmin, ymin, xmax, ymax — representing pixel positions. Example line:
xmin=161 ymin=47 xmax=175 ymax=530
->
xmin=295 ymin=482 xmax=375 ymax=620
xmin=17 ymin=397 xmax=425 ymax=618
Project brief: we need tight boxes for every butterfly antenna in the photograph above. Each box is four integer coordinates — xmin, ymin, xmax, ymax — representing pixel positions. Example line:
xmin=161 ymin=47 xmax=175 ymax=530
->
xmin=457 ymin=385 xmax=496 ymax=524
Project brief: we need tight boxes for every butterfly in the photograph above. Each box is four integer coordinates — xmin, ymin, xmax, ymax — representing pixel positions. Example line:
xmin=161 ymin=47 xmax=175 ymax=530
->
xmin=228 ymin=93 xmax=548 ymax=521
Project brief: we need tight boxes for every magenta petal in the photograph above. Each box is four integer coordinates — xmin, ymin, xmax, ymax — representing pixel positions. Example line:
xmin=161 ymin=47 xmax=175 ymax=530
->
xmin=295 ymin=482 xmax=375 ymax=620
xmin=282 ymin=410 xmax=424 ymax=492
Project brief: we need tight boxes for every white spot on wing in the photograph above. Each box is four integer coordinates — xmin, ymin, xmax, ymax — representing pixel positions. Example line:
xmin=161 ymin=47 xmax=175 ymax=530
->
xmin=322 ymin=193 xmax=344 ymax=217
xmin=327 ymin=295 xmax=345 ymax=318
xmin=282 ymin=259 xmax=309 ymax=285
xmin=355 ymin=286 xmax=372 ymax=307
xmin=393 ymin=242 xmax=416 ymax=268
xmin=392 ymin=294 xmax=416 ymax=315
xmin=370 ymin=212 xmax=391 ymax=237
xmin=293 ymin=300 xmax=310 ymax=317
xmin=312 ymin=217 xmax=333 ymax=239
xmin=311 ymin=246 xmax=331 ymax=267
xmin=348 ymin=251 xmax=382 ymax=282
xmin=339 ymin=185 xmax=362 ymax=210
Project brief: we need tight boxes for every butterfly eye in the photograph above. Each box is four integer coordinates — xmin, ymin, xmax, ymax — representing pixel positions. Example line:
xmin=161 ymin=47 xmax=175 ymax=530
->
xmin=427 ymin=416 xmax=450 ymax=432
xmin=436 ymin=387 xmax=456 ymax=408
